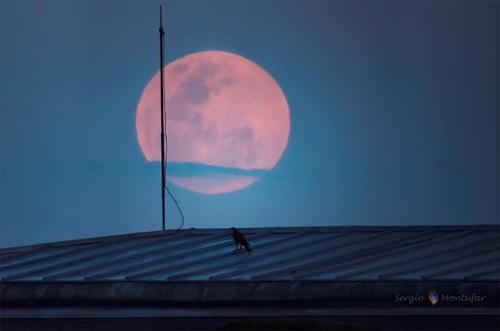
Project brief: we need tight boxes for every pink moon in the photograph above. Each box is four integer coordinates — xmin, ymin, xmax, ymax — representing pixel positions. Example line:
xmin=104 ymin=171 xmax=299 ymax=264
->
xmin=136 ymin=51 xmax=290 ymax=194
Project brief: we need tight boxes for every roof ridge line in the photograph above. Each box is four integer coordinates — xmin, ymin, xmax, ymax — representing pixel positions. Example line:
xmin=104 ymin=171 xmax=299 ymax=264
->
xmin=1 ymin=224 xmax=498 ymax=253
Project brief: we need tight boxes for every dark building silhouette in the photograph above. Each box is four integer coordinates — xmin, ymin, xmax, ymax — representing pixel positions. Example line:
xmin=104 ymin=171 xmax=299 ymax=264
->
xmin=1 ymin=225 xmax=499 ymax=330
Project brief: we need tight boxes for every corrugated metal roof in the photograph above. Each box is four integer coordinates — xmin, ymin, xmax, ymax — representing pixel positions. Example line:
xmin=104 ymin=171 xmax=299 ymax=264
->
xmin=1 ymin=225 xmax=499 ymax=282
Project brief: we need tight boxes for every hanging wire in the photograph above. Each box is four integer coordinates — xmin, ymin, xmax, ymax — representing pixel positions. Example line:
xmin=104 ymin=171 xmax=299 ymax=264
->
xmin=160 ymin=17 xmax=185 ymax=230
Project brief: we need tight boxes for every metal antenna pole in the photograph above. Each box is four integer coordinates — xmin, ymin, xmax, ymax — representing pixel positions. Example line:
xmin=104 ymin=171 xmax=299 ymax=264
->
xmin=159 ymin=5 xmax=166 ymax=231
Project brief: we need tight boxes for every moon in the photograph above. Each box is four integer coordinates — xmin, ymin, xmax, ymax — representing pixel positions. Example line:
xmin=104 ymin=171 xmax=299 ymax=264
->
xmin=136 ymin=51 xmax=290 ymax=194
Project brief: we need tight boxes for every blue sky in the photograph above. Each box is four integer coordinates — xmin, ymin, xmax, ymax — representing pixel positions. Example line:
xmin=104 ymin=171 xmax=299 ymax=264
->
xmin=1 ymin=1 xmax=498 ymax=247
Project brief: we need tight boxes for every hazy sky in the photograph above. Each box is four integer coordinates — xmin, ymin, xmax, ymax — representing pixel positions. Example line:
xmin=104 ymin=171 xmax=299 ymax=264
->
xmin=1 ymin=1 xmax=498 ymax=247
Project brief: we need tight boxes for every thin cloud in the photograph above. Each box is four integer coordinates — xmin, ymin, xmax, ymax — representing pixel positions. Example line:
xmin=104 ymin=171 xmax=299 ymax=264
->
xmin=166 ymin=162 xmax=269 ymax=177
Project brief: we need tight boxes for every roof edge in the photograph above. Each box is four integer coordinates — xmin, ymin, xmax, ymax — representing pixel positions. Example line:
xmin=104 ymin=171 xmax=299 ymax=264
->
xmin=1 ymin=280 xmax=499 ymax=307
xmin=1 ymin=224 xmax=499 ymax=253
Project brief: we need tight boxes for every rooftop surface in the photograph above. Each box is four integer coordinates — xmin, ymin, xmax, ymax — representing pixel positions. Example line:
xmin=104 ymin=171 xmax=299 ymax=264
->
xmin=1 ymin=225 xmax=499 ymax=282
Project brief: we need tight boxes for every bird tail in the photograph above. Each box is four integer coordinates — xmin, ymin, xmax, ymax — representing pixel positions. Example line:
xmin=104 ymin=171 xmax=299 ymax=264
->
xmin=244 ymin=243 xmax=252 ymax=251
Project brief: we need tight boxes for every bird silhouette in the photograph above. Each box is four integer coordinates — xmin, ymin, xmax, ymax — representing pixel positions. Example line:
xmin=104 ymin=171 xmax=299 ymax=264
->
xmin=231 ymin=227 xmax=252 ymax=252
